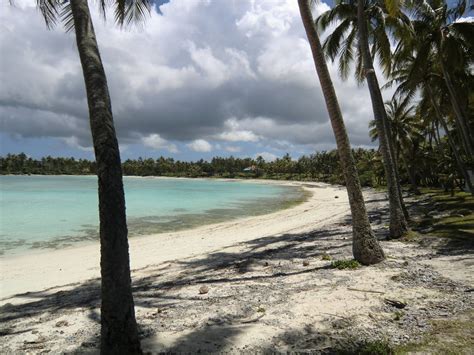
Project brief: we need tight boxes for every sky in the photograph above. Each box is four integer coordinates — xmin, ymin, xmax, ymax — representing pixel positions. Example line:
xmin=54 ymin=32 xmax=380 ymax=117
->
xmin=1 ymin=0 xmax=392 ymax=162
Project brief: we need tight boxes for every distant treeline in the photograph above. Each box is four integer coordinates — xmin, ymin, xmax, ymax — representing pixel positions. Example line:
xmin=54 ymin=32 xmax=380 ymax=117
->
xmin=0 ymin=150 xmax=459 ymax=189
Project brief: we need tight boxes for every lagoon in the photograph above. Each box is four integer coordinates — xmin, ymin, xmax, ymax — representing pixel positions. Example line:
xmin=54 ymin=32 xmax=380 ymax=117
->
xmin=0 ymin=175 xmax=305 ymax=255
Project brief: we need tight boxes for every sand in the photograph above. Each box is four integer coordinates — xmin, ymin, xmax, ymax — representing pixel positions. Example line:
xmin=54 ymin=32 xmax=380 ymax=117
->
xmin=0 ymin=181 xmax=472 ymax=354
xmin=0 ymin=181 xmax=346 ymax=299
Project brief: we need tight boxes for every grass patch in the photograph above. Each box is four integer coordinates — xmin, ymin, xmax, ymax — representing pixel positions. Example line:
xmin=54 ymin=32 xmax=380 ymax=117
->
xmin=321 ymin=252 xmax=332 ymax=261
xmin=394 ymin=311 xmax=474 ymax=354
xmin=400 ymin=229 xmax=420 ymax=242
xmin=411 ymin=189 xmax=474 ymax=243
xmin=336 ymin=340 xmax=394 ymax=355
xmin=331 ymin=259 xmax=361 ymax=270
xmin=358 ymin=340 xmax=393 ymax=355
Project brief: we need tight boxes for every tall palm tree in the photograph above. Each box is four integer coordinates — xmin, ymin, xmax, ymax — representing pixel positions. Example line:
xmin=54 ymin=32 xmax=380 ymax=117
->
xmin=398 ymin=0 xmax=474 ymax=157
xmin=387 ymin=31 xmax=474 ymax=194
xmin=298 ymin=0 xmax=385 ymax=265
xmin=369 ymin=97 xmax=422 ymax=194
xmin=356 ymin=0 xmax=409 ymax=237
xmin=316 ymin=0 xmax=409 ymax=238
xmin=36 ymin=0 xmax=150 ymax=352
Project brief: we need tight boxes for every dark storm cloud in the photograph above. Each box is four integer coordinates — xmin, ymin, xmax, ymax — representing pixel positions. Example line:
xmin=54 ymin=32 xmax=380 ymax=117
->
xmin=0 ymin=0 xmax=379 ymax=154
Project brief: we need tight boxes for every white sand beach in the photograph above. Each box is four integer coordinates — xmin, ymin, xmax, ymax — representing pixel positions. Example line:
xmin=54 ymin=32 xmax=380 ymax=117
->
xmin=0 ymin=181 xmax=346 ymax=299
xmin=1 ymin=181 xmax=472 ymax=353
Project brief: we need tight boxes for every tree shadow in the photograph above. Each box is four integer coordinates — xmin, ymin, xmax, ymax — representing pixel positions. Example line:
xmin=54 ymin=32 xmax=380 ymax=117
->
xmin=141 ymin=320 xmax=359 ymax=354
xmin=0 ymin=222 xmax=354 ymax=347
xmin=0 ymin=191 xmax=413 ymax=353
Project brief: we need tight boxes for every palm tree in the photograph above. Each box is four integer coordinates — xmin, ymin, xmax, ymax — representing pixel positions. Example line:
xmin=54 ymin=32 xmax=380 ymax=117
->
xmin=316 ymin=0 xmax=409 ymax=238
xmin=298 ymin=0 xmax=384 ymax=265
xmin=387 ymin=25 xmax=474 ymax=194
xmin=35 ymin=0 xmax=151 ymax=352
xmin=316 ymin=0 xmax=395 ymax=82
xmin=369 ymin=97 xmax=422 ymax=194
xmin=398 ymin=0 xmax=474 ymax=157
xmin=357 ymin=0 xmax=409 ymax=237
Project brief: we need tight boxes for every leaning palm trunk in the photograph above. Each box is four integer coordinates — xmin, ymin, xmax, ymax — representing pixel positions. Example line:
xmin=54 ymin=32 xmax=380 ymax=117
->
xmin=70 ymin=0 xmax=141 ymax=353
xmin=400 ymin=154 xmax=420 ymax=194
xmin=298 ymin=0 xmax=384 ymax=265
xmin=356 ymin=0 xmax=408 ymax=238
xmin=385 ymin=120 xmax=409 ymax=219
xmin=440 ymin=64 xmax=474 ymax=158
xmin=426 ymin=86 xmax=474 ymax=195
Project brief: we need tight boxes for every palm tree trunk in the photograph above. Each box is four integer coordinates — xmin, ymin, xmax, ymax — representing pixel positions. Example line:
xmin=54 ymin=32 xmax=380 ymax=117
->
xmin=426 ymin=86 xmax=474 ymax=195
xmin=389 ymin=128 xmax=409 ymax=219
xmin=298 ymin=0 xmax=384 ymax=265
xmin=401 ymin=153 xmax=420 ymax=194
xmin=70 ymin=0 xmax=142 ymax=353
xmin=440 ymin=63 xmax=474 ymax=157
xmin=356 ymin=0 xmax=408 ymax=238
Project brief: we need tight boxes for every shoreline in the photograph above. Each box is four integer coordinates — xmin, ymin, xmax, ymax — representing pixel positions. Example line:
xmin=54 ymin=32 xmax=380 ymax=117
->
xmin=0 ymin=180 xmax=346 ymax=300
xmin=1 ymin=182 xmax=473 ymax=354
xmin=0 ymin=176 xmax=309 ymax=259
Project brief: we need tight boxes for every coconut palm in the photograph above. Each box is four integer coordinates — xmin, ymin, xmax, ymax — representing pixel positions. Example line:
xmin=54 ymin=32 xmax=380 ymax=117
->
xmin=356 ymin=0 xmax=410 ymax=237
xmin=397 ymin=0 xmax=474 ymax=157
xmin=316 ymin=0 xmax=409 ymax=238
xmin=369 ymin=97 xmax=423 ymax=193
xmin=316 ymin=0 xmax=397 ymax=82
xmin=298 ymin=0 xmax=385 ymax=265
xmin=387 ymin=34 xmax=474 ymax=194
xmin=35 ymin=0 xmax=151 ymax=352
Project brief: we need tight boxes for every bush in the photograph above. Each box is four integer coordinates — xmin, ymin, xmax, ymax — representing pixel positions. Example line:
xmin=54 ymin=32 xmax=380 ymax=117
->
xmin=331 ymin=259 xmax=361 ymax=270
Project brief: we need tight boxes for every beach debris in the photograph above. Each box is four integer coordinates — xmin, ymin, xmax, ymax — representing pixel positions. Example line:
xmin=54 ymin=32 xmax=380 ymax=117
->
xmin=334 ymin=195 xmax=339 ymax=199
xmin=24 ymin=336 xmax=47 ymax=345
xmin=240 ymin=313 xmax=265 ymax=324
xmin=81 ymin=341 xmax=97 ymax=348
xmin=199 ymin=285 xmax=209 ymax=294
xmin=55 ymin=320 xmax=69 ymax=327
xmin=347 ymin=287 xmax=385 ymax=294
xmin=384 ymin=298 xmax=407 ymax=309
xmin=303 ymin=260 xmax=310 ymax=266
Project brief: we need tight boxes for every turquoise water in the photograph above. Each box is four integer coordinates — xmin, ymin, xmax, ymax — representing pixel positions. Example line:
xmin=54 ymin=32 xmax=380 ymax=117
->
xmin=0 ymin=175 xmax=305 ymax=255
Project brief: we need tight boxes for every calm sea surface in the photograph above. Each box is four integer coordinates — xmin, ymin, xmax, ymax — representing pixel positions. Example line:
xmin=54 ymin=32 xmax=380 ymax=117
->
xmin=0 ymin=175 xmax=306 ymax=256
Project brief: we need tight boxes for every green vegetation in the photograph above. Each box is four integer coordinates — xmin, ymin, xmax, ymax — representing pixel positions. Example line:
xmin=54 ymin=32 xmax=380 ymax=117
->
xmin=411 ymin=190 xmax=474 ymax=242
xmin=394 ymin=311 xmax=474 ymax=354
xmin=321 ymin=253 xmax=332 ymax=261
xmin=336 ymin=340 xmax=393 ymax=355
xmin=1 ymin=150 xmax=471 ymax=194
xmin=331 ymin=259 xmax=361 ymax=270
xmin=357 ymin=340 xmax=393 ymax=355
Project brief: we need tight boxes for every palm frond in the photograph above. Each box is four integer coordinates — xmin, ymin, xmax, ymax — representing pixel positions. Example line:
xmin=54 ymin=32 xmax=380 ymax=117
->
xmin=322 ymin=18 xmax=353 ymax=61
xmin=114 ymin=0 xmax=152 ymax=27
xmin=60 ymin=1 xmax=74 ymax=33
xmin=36 ymin=0 xmax=63 ymax=29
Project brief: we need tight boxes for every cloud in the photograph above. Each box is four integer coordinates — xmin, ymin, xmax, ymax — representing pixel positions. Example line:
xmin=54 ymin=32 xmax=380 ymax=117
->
xmin=224 ymin=145 xmax=241 ymax=153
xmin=255 ymin=151 xmax=278 ymax=162
xmin=142 ymin=134 xmax=178 ymax=153
xmin=187 ymin=139 xmax=213 ymax=152
xmin=214 ymin=118 xmax=260 ymax=142
xmin=0 ymin=0 xmax=380 ymax=158
xmin=62 ymin=136 xmax=93 ymax=152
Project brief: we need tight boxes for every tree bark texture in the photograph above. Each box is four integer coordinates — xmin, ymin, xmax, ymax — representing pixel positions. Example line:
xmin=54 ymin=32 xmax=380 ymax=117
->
xmin=298 ymin=0 xmax=384 ymax=265
xmin=440 ymin=62 xmax=474 ymax=158
xmin=427 ymin=86 xmax=474 ymax=195
xmin=70 ymin=0 xmax=142 ymax=353
xmin=356 ymin=0 xmax=408 ymax=238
